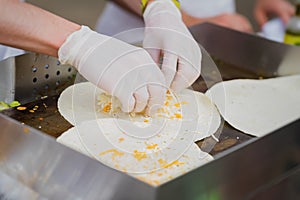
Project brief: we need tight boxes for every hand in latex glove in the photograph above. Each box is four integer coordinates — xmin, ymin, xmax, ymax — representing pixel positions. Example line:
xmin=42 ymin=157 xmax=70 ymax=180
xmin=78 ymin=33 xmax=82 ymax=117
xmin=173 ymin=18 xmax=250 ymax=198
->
xmin=143 ymin=0 xmax=201 ymax=92
xmin=59 ymin=26 xmax=166 ymax=113
xmin=254 ymin=0 xmax=295 ymax=27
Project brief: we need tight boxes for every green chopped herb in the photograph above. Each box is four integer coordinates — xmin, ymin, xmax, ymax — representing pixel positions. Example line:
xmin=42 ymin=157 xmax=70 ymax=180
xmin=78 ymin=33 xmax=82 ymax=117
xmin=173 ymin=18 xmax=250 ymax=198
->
xmin=9 ymin=101 xmax=21 ymax=107
xmin=0 ymin=100 xmax=21 ymax=111
xmin=0 ymin=102 xmax=10 ymax=111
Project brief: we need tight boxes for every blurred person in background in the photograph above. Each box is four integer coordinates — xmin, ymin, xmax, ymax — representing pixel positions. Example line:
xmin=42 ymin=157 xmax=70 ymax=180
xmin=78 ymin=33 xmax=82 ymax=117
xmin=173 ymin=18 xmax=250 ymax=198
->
xmin=96 ymin=0 xmax=295 ymax=38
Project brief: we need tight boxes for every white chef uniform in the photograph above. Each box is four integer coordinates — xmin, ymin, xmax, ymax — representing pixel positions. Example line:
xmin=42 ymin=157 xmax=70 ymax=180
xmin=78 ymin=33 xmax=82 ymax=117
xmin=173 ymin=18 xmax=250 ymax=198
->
xmin=0 ymin=45 xmax=24 ymax=61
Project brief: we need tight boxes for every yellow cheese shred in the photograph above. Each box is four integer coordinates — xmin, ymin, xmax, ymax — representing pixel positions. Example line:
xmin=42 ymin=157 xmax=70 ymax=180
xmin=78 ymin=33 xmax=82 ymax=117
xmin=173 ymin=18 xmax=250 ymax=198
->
xmin=99 ymin=149 xmax=124 ymax=160
xmin=146 ymin=143 xmax=158 ymax=149
xmin=102 ymin=102 xmax=112 ymax=113
xmin=162 ymin=160 xmax=185 ymax=168
xmin=174 ymin=103 xmax=181 ymax=108
xmin=133 ymin=150 xmax=147 ymax=161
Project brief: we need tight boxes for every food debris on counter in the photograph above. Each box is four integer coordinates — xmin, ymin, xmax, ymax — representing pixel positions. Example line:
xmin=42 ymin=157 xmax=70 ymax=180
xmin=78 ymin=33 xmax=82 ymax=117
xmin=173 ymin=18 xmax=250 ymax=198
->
xmin=22 ymin=127 xmax=30 ymax=134
xmin=17 ymin=106 xmax=27 ymax=111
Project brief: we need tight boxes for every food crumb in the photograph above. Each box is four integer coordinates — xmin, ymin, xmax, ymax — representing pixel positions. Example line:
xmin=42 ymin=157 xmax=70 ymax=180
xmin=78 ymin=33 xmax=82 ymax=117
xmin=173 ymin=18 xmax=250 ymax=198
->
xmin=163 ymin=160 xmax=184 ymax=168
xmin=157 ymin=172 xmax=163 ymax=177
xmin=17 ymin=106 xmax=27 ymax=111
xmin=174 ymin=103 xmax=181 ymax=108
xmin=153 ymin=180 xmax=160 ymax=185
xmin=103 ymin=102 xmax=112 ymax=113
xmin=23 ymin=127 xmax=30 ymax=134
xmin=158 ymin=159 xmax=167 ymax=167
xmin=146 ymin=143 xmax=158 ymax=149
xmin=118 ymin=137 xmax=125 ymax=143
xmin=33 ymin=106 xmax=38 ymax=111
xmin=99 ymin=149 xmax=125 ymax=160
xmin=166 ymin=95 xmax=172 ymax=101
xmin=174 ymin=113 xmax=182 ymax=118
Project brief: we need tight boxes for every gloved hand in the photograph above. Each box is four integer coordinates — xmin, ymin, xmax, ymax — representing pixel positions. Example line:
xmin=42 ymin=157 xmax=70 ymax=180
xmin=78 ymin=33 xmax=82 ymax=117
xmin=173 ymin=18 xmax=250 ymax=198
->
xmin=58 ymin=26 xmax=166 ymax=113
xmin=143 ymin=0 xmax=202 ymax=92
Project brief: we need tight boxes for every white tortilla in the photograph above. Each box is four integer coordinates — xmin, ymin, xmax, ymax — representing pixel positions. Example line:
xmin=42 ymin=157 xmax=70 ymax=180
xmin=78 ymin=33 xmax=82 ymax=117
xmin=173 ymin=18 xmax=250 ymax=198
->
xmin=206 ymin=75 xmax=300 ymax=136
xmin=57 ymin=119 xmax=213 ymax=186
xmin=57 ymin=82 xmax=108 ymax=126
xmin=58 ymin=82 xmax=221 ymax=141
xmin=58 ymin=118 xmax=196 ymax=173
xmin=133 ymin=143 xmax=213 ymax=186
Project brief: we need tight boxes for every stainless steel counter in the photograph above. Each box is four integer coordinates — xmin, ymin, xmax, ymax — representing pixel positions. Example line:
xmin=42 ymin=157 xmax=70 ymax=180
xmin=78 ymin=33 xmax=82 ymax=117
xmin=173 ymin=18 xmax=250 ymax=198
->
xmin=0 ymin=23 xmax=299 ymax=200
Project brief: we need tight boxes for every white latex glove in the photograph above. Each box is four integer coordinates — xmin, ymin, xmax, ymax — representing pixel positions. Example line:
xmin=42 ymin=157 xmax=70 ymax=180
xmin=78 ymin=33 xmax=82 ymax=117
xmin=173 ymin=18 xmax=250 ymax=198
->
xmin=143 ymin=0 xmax=202 ymax=92
xmin=58 ymin=26 xmax=166 ymax=113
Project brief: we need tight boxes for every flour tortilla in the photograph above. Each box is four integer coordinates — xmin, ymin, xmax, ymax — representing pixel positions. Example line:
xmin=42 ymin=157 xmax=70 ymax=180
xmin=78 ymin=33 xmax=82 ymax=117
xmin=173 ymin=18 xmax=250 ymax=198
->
xmin=133 ymin=143 xmax=213 ymax=186
xmin=206 ymin=75 xmax=300 ymax=136
xmin=58 ymin=82 xmax=221 ymax=141
xmin=57 ymin=119 xmax=213 ymax=185
xmin=57 ymin=82 xmax=108 ymax=126
xmin=58 ymin=118 xmax=196 ymax=173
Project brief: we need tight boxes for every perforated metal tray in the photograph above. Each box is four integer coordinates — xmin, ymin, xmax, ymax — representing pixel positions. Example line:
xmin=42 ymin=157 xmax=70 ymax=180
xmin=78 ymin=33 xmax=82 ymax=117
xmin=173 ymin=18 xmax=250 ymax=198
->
xmin=0 ymin=53 xmax=77 ymax=104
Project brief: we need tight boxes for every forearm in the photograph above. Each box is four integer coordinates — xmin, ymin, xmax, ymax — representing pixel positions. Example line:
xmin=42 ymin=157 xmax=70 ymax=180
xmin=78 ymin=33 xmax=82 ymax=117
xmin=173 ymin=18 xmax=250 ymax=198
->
xmin=0 ymin=0 xmax=80 ymax=57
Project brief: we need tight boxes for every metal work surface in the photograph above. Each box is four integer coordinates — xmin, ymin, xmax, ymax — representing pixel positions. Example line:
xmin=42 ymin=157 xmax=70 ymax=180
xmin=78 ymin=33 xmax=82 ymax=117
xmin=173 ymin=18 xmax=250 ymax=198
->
xmin=0 ymin=23 xmax=299 ymax=199
xmin=0 ymin=115 xmax=299 ymax=200
xmin=190 ymin=23 xmax=300 ymax=77
xmin=157 ymin=119 xmax=300 ymax=200
xmin=1 ymin=95 xmax=72 ymax=138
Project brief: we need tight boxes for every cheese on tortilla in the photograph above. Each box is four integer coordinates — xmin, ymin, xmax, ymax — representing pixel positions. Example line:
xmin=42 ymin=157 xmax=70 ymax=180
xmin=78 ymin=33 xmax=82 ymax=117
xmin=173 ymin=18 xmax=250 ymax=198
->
xmin=206 ymin=75 xmax=300 ymax=136
xmin=134 ymin=143 xmax=213 ymax=186
xmin=57 ymin=119 xmax=213 ymax=186
xmin=58 ymin=82 xmax=221 ymax=141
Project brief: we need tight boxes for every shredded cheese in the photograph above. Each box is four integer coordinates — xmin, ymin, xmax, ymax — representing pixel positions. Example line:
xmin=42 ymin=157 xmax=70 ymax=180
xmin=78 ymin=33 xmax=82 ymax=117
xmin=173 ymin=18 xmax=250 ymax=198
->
xmin=174 ymin=103 xmax=181 ymax=108
xmin=162 ymin=160 xmax=185 ymax=168
xmin=99 ymin=149 xmax=124 ymax=160
xmin=102 ymin=102 xmax=112 ymax=113
xmin=174 ymin=113 xmax=182 ymax=119
xmin=133 ymin=150 xmax=147 ymax=161
xmin=146 ymin=143 xmax=158 ymax=150
xmin=118 ymin=137 xmax=125 ymax=143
